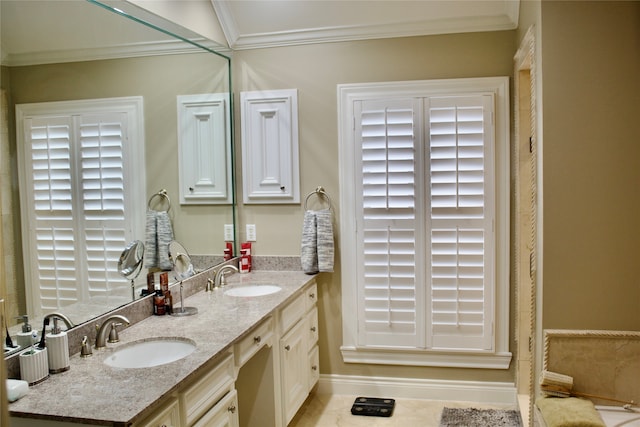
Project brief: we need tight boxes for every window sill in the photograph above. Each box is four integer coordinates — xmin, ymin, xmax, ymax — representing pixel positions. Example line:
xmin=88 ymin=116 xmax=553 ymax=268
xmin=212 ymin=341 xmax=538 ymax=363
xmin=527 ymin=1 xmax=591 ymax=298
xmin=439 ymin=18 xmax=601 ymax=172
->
xmin=340 ymin=346 xmax=512 ymax=369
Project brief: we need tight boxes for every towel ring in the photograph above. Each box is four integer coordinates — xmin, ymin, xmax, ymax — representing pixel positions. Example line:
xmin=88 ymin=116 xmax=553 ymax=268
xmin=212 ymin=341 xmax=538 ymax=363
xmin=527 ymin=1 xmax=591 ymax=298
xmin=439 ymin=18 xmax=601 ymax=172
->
xmin=147 ymin=189 xmax=171 ymax=212
xmin=304 ymin=186 xmax=332 ymax=211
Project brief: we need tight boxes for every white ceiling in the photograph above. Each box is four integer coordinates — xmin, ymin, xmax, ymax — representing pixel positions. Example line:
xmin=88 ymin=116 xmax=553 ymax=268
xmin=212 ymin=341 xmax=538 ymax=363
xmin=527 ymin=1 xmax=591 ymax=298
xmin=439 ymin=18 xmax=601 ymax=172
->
xmin=211 ymin=0 xmax=520 ymax=50
xmin=1 ymin=0 xmax=520 ymax=66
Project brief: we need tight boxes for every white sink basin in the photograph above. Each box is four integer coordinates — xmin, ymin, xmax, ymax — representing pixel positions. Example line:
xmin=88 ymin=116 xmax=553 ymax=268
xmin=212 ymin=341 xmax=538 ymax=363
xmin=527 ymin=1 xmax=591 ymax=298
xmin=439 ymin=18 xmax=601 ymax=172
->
xmin=224 ymin=284 xmax=281 ymax=297
xmin=103 ymin=338 xmax=196 ymax=369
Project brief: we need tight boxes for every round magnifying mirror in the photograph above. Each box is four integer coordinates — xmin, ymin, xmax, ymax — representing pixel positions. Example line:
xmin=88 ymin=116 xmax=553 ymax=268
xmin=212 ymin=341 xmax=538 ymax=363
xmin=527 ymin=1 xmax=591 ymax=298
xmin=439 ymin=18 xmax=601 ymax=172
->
xmin=174 ymin=253 xmax=195 ymax=280
xmin=168 ymin=240 xmax=195 ymax=280
xmin=118 ymin=240 xmax=145 ymax=279
xmin=118 ymin=240 xmax=144 ymax=300
xmin=168 ymin=240 xmax=198 ymax=316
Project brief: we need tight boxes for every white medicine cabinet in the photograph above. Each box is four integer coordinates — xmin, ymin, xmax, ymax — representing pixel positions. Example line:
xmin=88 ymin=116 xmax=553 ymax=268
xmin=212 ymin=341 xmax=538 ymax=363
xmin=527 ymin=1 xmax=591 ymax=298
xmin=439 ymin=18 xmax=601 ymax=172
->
xmin=240 ymin=89 xmax=300 ymax=204
xmin=177 ymin=93 xmax=233 ymax=205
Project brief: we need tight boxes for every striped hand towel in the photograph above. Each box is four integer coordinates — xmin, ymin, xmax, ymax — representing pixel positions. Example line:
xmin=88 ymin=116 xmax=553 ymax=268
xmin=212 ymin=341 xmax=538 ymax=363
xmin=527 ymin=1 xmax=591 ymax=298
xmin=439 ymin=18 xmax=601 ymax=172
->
xmin=301 ymin=209 xmax=334 ymax=274
xmin=145 ymin=210 xmax=175 ymax=270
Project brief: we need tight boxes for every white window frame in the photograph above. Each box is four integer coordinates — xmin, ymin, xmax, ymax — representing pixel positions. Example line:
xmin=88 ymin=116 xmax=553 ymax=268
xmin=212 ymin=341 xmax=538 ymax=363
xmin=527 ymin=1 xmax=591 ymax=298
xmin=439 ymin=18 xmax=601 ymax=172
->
xmin=338 ymin=77 xmax=511 ymax=369
xmin=16 ymin=97 xmax=146 ymax=318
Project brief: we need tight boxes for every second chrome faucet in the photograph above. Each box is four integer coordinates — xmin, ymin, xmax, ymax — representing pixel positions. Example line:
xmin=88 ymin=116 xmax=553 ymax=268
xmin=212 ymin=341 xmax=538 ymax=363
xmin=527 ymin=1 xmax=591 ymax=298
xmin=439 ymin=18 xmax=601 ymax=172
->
xmin=207 ymin=265 xmax=239 ymax=291
xmin=95 ymin=315 xmax=130 ymax=349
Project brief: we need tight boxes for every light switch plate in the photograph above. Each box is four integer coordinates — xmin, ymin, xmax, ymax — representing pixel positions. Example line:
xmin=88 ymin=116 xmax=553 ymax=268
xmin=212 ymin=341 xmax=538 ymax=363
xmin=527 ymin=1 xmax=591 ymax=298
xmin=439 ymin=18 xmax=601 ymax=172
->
xmin=246 ymin=224 xmax=257 ymax=241
xmin=224 ymin=224 xmax=234 ymax=241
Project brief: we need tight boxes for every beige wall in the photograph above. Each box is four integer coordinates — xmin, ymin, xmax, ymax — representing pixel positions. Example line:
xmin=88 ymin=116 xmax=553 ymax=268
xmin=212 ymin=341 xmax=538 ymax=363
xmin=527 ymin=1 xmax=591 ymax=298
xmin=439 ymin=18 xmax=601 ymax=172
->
xmin=233 ymin=31 xmax=518 ymax=382
xmin=540 ymin=1 xmax=640 ymax=330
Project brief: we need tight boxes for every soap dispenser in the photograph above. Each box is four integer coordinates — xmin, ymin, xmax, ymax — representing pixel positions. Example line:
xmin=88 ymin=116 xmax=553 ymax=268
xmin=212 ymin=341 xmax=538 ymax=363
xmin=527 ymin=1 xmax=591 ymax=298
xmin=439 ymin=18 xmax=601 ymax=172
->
xmin=45 ymin=313 xmax=73 ymax=373
xmin=15 ymin=315 xmax=37 ymax=350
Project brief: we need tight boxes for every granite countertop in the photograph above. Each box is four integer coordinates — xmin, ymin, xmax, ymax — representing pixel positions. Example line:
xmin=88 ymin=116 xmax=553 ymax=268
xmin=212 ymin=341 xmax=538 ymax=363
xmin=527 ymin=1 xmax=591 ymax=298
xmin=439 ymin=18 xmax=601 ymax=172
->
xmin=9 ymin=270 xmax=315 ymax=426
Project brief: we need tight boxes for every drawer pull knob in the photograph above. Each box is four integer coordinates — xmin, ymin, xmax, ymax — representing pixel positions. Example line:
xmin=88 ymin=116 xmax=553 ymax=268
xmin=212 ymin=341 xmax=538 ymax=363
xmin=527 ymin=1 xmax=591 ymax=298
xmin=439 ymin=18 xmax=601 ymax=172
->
xmin=310 ymin=326 xmax=316 ymax=332
xmin=228 ymin=405 xmax=236 ymax=414
xmin=309 ymin=293 xmax=315 ymax=299
xmin=312 ymin=365 xmax=318 ymax=371
xmin=284 ymin=345 xmax=291 ymax=351
xmin=254 ymin=336 xmax=261 ymax=344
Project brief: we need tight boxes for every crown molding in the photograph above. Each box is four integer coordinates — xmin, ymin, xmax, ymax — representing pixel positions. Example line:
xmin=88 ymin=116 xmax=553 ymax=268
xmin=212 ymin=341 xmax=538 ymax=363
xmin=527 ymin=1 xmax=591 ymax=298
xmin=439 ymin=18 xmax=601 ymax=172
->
xmin=2 ymin=38 xmax=229 ymax=67
xmin=212 ymin=1 xmax=519 ymax=51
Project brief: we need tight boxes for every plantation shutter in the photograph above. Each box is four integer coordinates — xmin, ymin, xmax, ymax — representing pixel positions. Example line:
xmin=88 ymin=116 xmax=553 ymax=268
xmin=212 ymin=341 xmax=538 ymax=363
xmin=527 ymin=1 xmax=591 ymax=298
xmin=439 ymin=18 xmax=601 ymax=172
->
xmin=77 ymin=113 xmax=129 ymax=300
xmin=22 ymin=108 xmax=133 ymax=313
xmin=353 ymin=94 xmax=495 ymax=352
xmin=24 ymin=116 xmax=80 ymax=311
xmin=354 ymin=98 xmax=425 ymax=348
xmin=426 ymin=95 xmax=495 ymax=351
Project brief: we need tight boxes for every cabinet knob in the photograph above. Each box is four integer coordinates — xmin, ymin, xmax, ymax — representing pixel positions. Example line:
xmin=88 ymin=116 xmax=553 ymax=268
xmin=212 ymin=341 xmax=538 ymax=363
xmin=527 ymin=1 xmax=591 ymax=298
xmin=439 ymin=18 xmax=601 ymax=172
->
xmin=309 ymin=293 xmax=315 ymax=299
xmin=280 ymin=186 xmax=285 ymax=191
xmin=310 ymin=326 xmax=316 ymax=332
xmin=254 ymin=336 xmax=261 ymax=344
xmin=312 ymin=365 xmax=318 ymax=371
xmin=189 ymin=186 xmax=194 ymax=192
xmin=284 ymin=345 xmax=291 ymax=351
xmin=228 ymin=405 xmax=236 ymax=414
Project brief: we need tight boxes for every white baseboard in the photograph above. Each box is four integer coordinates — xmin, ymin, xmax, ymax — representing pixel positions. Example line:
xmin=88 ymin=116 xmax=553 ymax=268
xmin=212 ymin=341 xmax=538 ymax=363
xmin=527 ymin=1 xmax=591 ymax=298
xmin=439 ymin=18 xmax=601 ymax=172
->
xmin=316 ymin=374 xmax=517 ymax=406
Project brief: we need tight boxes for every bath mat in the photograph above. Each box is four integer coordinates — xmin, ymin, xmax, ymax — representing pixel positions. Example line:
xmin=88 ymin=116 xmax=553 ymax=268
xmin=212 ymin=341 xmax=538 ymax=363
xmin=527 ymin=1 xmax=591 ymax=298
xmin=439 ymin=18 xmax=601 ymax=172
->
xmin=439 ymin=407 xmax=523 ymax=427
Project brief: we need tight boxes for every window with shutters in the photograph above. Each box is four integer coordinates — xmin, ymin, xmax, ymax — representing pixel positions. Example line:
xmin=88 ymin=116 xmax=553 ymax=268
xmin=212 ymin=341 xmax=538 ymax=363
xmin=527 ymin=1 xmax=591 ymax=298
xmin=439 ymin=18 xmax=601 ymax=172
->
xmin=16 ymin=97 xmax=145 ymax=318
xmin=338 ymin=78 xmax=511 ymax=369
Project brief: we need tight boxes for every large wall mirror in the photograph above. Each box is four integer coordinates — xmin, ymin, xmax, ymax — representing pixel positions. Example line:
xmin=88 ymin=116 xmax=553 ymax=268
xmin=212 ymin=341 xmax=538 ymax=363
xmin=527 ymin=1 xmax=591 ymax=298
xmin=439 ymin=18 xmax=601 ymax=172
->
xmin=1 ymin=0 xmax=235 ymax=356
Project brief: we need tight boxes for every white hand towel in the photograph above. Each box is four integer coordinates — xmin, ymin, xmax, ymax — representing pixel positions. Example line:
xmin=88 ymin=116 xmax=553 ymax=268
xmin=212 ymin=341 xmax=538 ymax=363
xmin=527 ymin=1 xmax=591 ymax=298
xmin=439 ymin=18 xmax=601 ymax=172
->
xmin=301 ymin=209 xmax=334 ymax=274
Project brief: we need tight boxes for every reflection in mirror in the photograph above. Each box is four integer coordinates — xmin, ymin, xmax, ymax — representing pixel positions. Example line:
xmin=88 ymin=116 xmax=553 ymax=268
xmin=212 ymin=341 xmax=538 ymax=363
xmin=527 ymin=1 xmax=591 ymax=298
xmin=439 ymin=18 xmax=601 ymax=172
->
xmin=118 ymin=240 xmax=145 ymax=300
xmin=169 ymin=240 xmax=196 ymax=281
xmin=1 ymin=0 xmax=234 ymax=356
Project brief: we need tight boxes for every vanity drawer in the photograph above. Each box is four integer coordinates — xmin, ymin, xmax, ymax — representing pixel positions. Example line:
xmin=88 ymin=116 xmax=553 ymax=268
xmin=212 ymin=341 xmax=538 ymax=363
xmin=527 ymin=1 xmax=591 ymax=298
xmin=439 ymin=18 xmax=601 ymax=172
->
xmin=279 ymin=292 xmax=305 ymax=334
xmin=135 ymin=396 xmax=180 ymax=427
xmin=306 ymin=306 xmax=319 ymax=349
xmin=191 ymin=389 xmax=238 ymax=427
xmin=180 ymin=352 xmax=235 ymax=426
xmin=304 ymin=282 xmax=318 ymax=312
xmin=234 ymin=316 xmax=274 ymax=368
xmin=309 ymin=345 xmax=320 ymax=390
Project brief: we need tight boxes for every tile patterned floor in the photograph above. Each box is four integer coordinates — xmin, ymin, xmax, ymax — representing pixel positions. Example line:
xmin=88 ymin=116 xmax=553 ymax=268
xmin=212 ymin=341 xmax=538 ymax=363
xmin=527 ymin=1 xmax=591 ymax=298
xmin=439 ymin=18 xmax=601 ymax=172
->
xmin=289 ymin=392 xmax=519 ymax=427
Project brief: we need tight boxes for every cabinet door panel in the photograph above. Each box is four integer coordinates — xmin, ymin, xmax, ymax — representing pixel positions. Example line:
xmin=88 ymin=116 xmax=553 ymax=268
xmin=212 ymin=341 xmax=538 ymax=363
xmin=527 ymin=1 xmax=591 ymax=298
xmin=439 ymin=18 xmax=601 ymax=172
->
xmin=280 ymin=320 xmax=308 ymax=425
xmin=240 ymin=89 xmax=299 ymax=204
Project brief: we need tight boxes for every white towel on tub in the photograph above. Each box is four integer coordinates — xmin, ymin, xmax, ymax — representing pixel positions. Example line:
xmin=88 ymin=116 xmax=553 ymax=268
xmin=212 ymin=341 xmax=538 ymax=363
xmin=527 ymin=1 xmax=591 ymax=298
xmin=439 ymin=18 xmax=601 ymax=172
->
xmin=301 ymin=209 xmax=334 ymax=274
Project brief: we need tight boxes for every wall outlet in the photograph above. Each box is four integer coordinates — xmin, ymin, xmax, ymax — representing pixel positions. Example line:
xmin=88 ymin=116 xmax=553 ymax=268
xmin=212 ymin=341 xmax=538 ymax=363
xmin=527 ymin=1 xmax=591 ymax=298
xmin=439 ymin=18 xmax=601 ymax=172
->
xmin=224 ymin=224 xmax=234 ymax=241
xmin=246 ymin=224 xmax=257 ymax=241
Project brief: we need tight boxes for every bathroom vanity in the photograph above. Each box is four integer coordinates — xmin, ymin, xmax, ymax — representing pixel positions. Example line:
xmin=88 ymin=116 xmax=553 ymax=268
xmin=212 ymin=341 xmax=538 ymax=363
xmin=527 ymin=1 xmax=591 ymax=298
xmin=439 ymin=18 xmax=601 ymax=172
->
xmin=9 ymin=271 xmax=319 ymax=427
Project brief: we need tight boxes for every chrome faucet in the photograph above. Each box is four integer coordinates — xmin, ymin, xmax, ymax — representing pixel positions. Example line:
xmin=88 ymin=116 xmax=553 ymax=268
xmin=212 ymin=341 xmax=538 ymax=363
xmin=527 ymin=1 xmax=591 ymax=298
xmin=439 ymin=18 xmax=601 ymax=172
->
xmin=213 ymin=265 xmax=238 ymax=288
xmin=43 ymin=312 xmax=74 ymax=332
xmin=95 ymin=315 xmax=130 ymax=349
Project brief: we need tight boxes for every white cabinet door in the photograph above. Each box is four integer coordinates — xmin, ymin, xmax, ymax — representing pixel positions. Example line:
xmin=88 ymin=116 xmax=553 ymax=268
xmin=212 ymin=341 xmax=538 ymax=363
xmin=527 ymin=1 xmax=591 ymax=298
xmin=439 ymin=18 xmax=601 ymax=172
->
xmin=177 ymin=93 xmax=232 ymax=205
xmin=280 ymin=319 xmax=308 ymax=424
xmin=240 ymin=89 xmax=299 ymax=204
